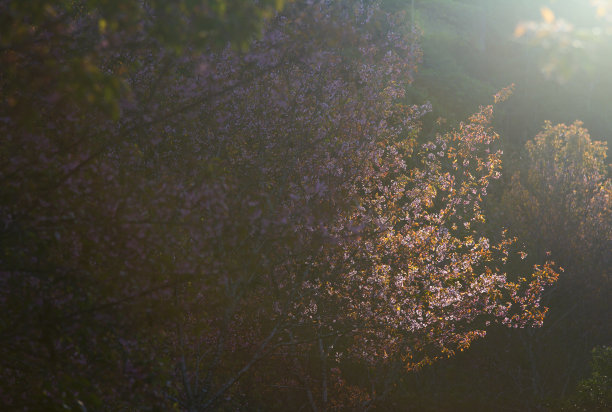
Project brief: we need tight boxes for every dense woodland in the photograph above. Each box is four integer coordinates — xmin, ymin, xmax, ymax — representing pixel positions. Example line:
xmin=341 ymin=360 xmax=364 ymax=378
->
xmin=0 ymin=0 xmax=610 ymax=410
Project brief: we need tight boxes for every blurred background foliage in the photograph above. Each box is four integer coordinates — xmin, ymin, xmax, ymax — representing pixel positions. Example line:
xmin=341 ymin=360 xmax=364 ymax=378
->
xmin=405 ymin=0 xmax=612 ymax=154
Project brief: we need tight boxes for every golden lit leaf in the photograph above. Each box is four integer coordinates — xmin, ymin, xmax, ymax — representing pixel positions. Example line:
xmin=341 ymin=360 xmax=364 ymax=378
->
xmin=514 ymin=23 xmax=526 ymax=38
xmin=541 ymin=7 xmax=555 ymax=23
xmin=596 ymin=6 xmax=607 ymax=17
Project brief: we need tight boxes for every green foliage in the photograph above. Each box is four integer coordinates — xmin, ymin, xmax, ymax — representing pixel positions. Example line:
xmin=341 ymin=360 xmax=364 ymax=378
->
xmin=564 ymin=346 xmax=612 ymax=411
xmin=0 ymin=0 xmax=287 ymax=124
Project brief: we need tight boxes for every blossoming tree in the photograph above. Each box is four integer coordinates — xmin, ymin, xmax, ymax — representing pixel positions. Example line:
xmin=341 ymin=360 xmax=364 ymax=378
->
xmin=0 ymin=0 xmax=558 ymax=410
